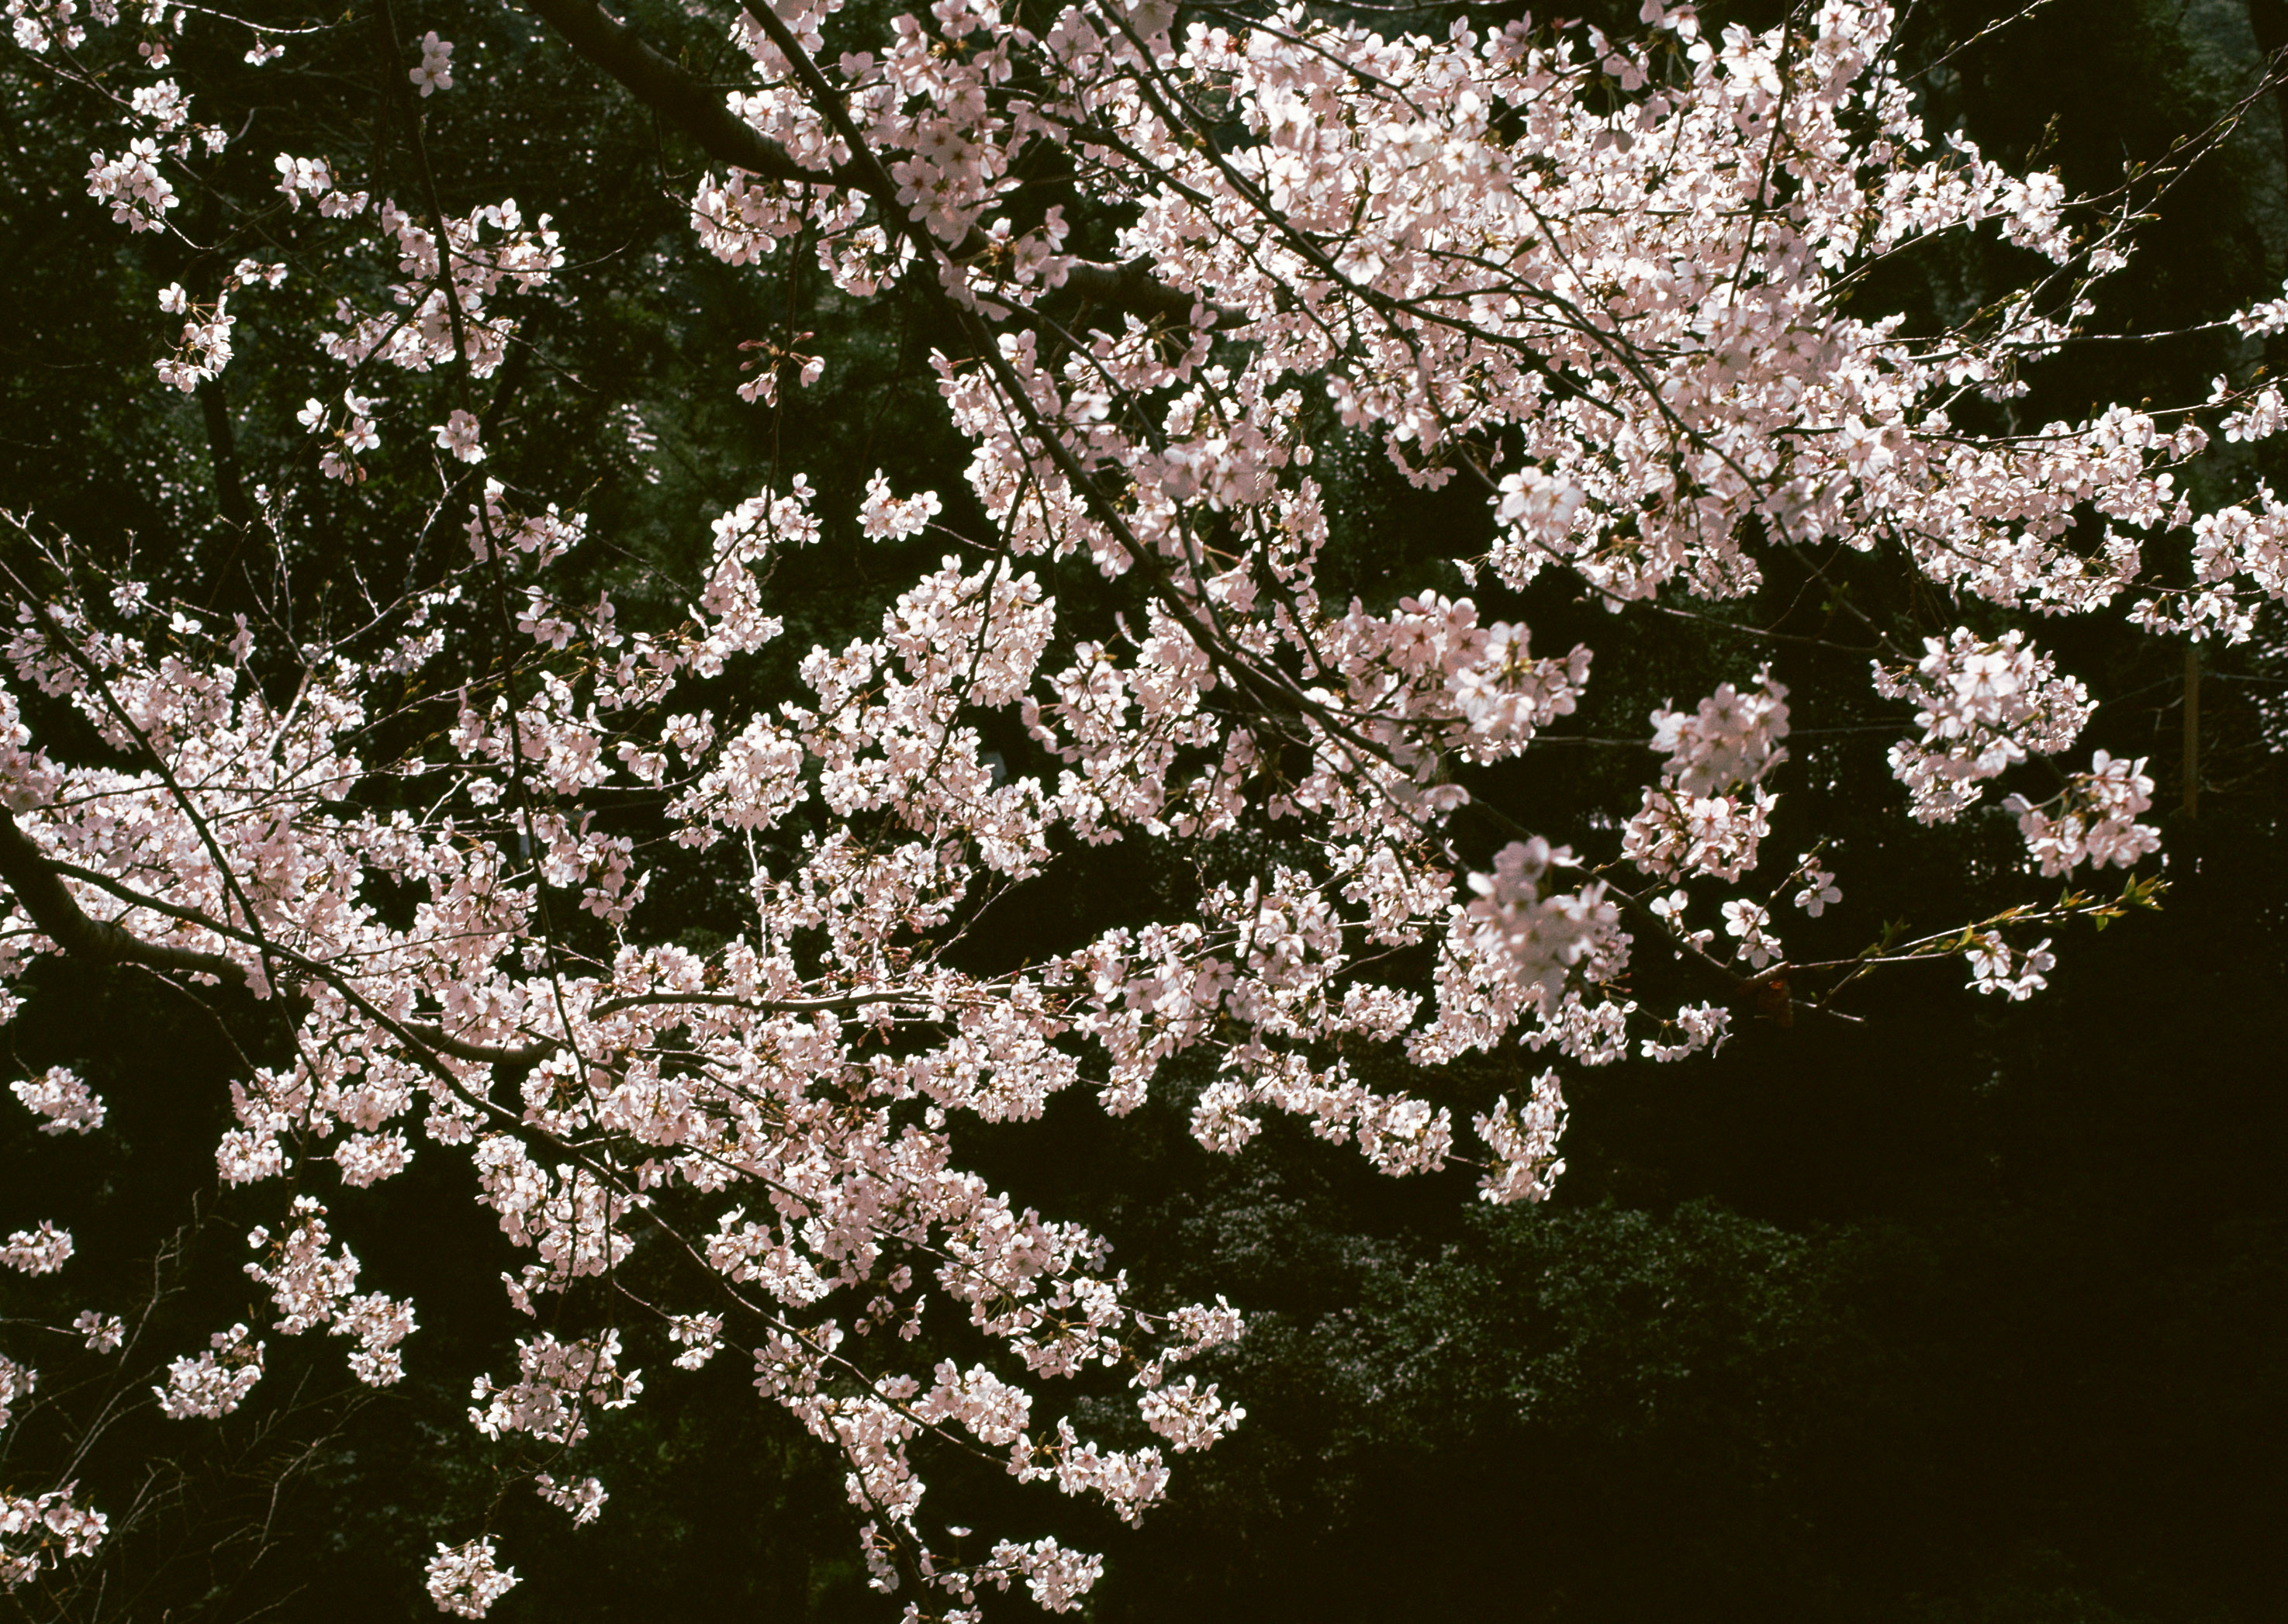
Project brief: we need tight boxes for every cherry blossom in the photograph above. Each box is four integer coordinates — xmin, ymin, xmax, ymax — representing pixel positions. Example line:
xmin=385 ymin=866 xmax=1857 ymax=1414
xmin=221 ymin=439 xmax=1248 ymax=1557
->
xmin=1966 ymin=933 xmax=2057 ymax=1002
xmin=1721 ymin=900 xmax=1782 ymax=971
xmin=1873 ymin=631 xmax=2094 ymax=828
xmin=433 ymin=408 xmax=485 ymax=463
xmin=0 ymin=1487 xmax=107 ymax=1588
xmin=409 ymin=30 xmax=453 ymax=97
xmin=244 ymin=1198 xmax=418 ymax=1384
xmin=154 ymin=1325 xmax=265 ymax=1420
xmin=11 ymin=1065 xmax=103 ymax=1134
xmin=2006 ymin=753 xmax=2162 ymax=877
xmin=71 ymin=1311 xmax=123 ymax=1353
xmin=1792 ymin=857 xmax=1842 ymax=919
xmin=0 ymin=1353 xmax=32 ymax=1429
xmin=1 ymin=1222 xmax=72 ymax=1277
xmin=83 ymin=140 xmax=174 ymax=232
xmin=534 ymin=1473 xmax=609 ymax=1526
xmin=425 ymin=1539 xmax=519 ymax=1619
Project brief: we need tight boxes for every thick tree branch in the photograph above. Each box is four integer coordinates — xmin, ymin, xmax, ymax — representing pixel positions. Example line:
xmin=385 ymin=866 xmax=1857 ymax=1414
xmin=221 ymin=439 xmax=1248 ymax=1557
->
xmin=520 ymin=0 xmax=838 ymax=185
xmin=517 ymin=0 xmax=1207 ymax=322
xmin=0 ymin=810 xmax=249 ymax=988
xmin=6 ymin=831 xmax=943 ymax=1066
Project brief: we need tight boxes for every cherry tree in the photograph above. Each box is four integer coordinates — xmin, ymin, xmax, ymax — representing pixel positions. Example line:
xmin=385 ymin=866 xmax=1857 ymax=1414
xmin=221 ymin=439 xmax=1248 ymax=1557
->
xmin=0 ymin=0 xmax=2271 ymax=1612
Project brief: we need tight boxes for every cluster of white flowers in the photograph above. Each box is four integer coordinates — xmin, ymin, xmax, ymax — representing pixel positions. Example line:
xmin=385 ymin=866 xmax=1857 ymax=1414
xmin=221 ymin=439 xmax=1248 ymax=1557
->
xmin=1472 ymin=1068 xmax=1569 ymax=1204
xmin=11 ymin=1066 xmax=102 ymax=1135
xmin=334 ymin=1128 xmax=414 ymax=1187
xmin=532 ymin=1473 xmax=608 ymax=1526
xmin=0 ymin=1353 xmax=33 ymax=1429
xmin=408 ymin=30 xmax=452 ymax=96
xmin=84 ymin=139 xmax=175 ymax=232
xmin=1721 ymin=900 xmax=1782 ymax=970
xmin=320 ymin=198 xmax=561 ymax=383
xmin=1459 ymin=839 xmax=1617 ymax=1018
xmin=856 ymin=469 xmax=943 ymax=541
xmin=432 ymin=408 xmax=484 ymax=464
xmin=1623 ymin=669 xmax=1791 ymax=885
xmin=1622 ymin=782 xmax=1778 ymax=885
xmin=244 ymin=1198 xmax=416 ymax=1385
xmin=274 ymin=152 xmax=368 ymax=217
xmin=154 ymin=1325 xmax=264 ymax=1419
xmin=2006 ymin=752 xmax=2162 ymax=877
xmin=0 ymin=1484 xmax=107 ymax=1588
xmin=9 ymin=0 xmax=87 ymax=53
xmin=153 ymin=288 xmax=233 ymax=392
xmin=0 ymin=1221 xmax=72 ymax=1277
xmin=469 ymin=1330 xmax=641 ymax=1447
xmin=1640 ymin=1002 xmax=1732 ymax=1064
xmin=1874 ymin=631 xmax=2093 ymax=825
xmin=424 ymin=1539 xmax=518 ymax=1619
xmin=665 ymin=1312 xmax=723 ymax=1370
xmin=1965 ymin=933 xmax=2057 ymax=1002
xmin=987 ymin=1535 xmax=1104 ymax=1613
xmin=72 ymin=1311 xmax=123 ymax=1353
xmin=299 ymin=387 xmax=383 ymax=484
xmin=1134 ymin=1373 xmax=1244 ymax=1454
xmin=1650 ymin=671 xmax=1792 ymax=797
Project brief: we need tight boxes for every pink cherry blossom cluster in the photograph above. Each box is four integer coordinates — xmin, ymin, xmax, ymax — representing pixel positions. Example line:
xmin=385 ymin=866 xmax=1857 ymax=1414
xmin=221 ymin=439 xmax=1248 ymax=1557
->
xmin=425 ymin=1539 xmax=518 ymax=1619
xmin=0 ymin=1221 xmax=73 ymax=1277
xmin=10 ymin=1065 xmax=103 ymax=1135
xmin=153 ymin=1325 xmax=264 ymax=1420
xmin=244 ymin=1197 xmax=418 ymax=1385
xmin=0 ymin=1485 xmax=107 ymax=1588
xmin=1624 ymin=668 xmax=1792 ymax=883
xmin=1872 ymin=631 xmax=2098 ymax=827
xmin=0 ymin=1354 xmax=33 ymax=1429
xmin=2006 ymin=753 xmax=2162 ymax=878
xmin=319 ymin=198 xmax=562 ymax=391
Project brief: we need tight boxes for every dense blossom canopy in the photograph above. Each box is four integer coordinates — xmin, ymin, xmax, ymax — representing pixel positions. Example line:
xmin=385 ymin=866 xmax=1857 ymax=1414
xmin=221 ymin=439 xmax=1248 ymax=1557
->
xmin=0 ymin=0 xmax=2269 ymax=1613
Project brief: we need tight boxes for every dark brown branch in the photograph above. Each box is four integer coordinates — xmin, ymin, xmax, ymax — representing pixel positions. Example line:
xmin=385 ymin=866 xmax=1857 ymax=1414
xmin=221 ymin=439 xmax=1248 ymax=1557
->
xmin=199 ymin=378 xmax=254 ymax=535
xmin=9 ymin=838 xmax=942 ymax=1064
xmin=517 ymin=0 xmax=1207 ymax=322
xmin=521 ymin=0 xmax=838 ymax=186
xmin=0 ymin=811 xmax=249 ymax=987
xmin=403 ymin=988 xmax=938 ymax=1065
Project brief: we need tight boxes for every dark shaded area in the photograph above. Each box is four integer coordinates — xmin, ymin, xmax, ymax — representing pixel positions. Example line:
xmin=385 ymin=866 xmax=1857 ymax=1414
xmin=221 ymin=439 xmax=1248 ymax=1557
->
xmin=1077 ymin=810 xmax=2288 ymax=1624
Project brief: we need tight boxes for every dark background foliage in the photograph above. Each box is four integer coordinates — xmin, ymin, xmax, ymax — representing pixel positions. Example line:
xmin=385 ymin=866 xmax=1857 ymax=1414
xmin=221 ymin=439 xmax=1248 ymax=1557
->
xmin=3 ymin=1 xmax=2286 ymax=1619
